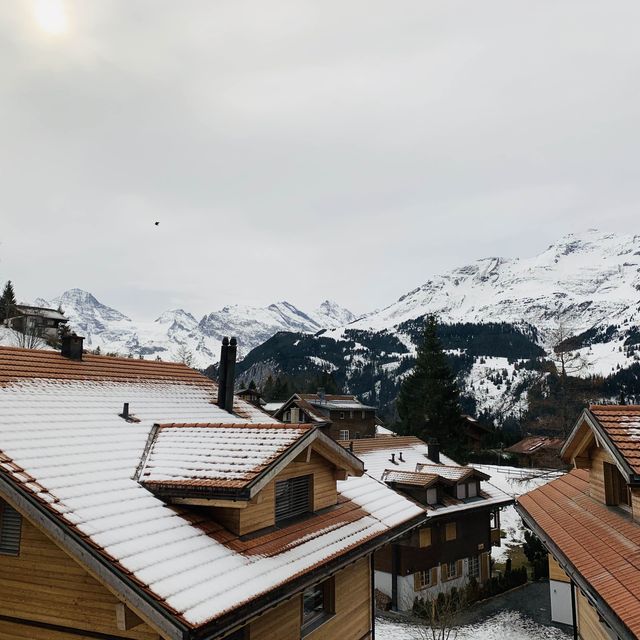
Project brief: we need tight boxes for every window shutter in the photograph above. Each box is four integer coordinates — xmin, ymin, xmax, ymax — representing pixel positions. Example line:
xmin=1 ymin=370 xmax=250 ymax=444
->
xmin=431 ymin=567 xmax=438 ymax=586
xmin=419 ymin=527 xmax=431 ymax=547
xmin=275 ymin=475 xmax=311 ymax=523
xmin=0 ymin=502 xmax=22 ymax=555
xmin=414 ymin=572 xmax=420 ymax=591
xmin=440 ymin=563 xmax=448 ymax=581
xmin=445 ymin=522 xmax=457 ymax=541
xmin=456 ymin=559 xmax=463 ymax=577
xmin=480 ymin=553 xmax=489 ymax=582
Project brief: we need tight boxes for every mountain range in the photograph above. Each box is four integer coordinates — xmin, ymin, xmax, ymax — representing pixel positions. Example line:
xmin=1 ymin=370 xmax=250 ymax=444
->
xmin=28 ymin=289 xmax=355 ymax=368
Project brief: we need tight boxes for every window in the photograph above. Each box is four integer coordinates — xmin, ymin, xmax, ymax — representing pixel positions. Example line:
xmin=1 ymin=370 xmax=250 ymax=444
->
xmin=0 ymin=499 xmax=22 ymax=556
xmin=416 ymin=570 xmax=431 ymax=589
xmin=361 ymin=410 xmax=365 ymax=419
xmin=468 ymin=555 xmax=480 ymax=579
xmin=603 ymin=462 xmax=631 ymax=508
xmin=447 ymin=560 xmax=458 ymax=579
xmin=489 ymin=509 xmax=499 ymax=530
xmin=468 ymin=482 xmax=478 ymax=498
xmin=426 ymin=488 xmax=438 ymax=505
xmin=302 ymin=578 xmax=334 ymax=635
xmin=339 ymin=412 xmax=345 ymax=420
xmin=456 ymin=484 xmax=466 ymax=500
xmin=419 ymin=527 xmax=432 ymax=547
xmin=349 ymin=410 xmax=354 ymax=419
xmin=339 ymin=430 xmax=350 ymax=441
xmin=275 ymin=475 xmax=311 ymax=524
xmin=445 ymin=522 xmax=457 ymax=541
xmin=284 ymin=410 xmax=291 ymax=423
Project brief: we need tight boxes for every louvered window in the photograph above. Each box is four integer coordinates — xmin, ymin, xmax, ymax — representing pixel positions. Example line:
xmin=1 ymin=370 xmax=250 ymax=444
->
xmin=0 ymin=499 xmax=22 ymax=556
xmin=275 ymin=475 xmax=311 ymax=524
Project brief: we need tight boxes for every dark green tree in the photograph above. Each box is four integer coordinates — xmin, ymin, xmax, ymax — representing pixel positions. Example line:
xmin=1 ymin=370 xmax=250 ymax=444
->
xmin=0 ymin=281 xmax=17 ymax=322
xmin=396 ymin=315 xmax=466 ymax=457
xmin=248 ymin=379 xmax=257 ymax=390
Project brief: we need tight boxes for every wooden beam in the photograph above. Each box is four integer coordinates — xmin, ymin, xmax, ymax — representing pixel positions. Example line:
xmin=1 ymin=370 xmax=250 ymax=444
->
xmin=334 ymin=469 xmax=349 ymax=481
xmin=116 ymin=603 xmax=144 ymax=631
xmin=170 ymin=497 xmax=249 ymax=508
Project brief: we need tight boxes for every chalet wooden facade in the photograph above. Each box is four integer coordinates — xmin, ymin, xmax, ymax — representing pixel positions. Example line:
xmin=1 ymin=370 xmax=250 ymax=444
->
xmin=342 ymin=437 xmax=512 ymax=611
xmin=0 ymin=343 xmax=424 ymax=640
xmin=273 ymin=393 xmax=377 ymax=441
xmin=517 ymin=405 xmax=640 ymax=640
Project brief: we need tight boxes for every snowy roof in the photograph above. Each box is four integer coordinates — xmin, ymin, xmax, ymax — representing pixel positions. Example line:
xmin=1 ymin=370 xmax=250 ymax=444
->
xmin=343 ymin=437 xmax=512 ymax=516
xmin=415 ymin=463 xmax=490 ymax=483
xmin=299 ymin=393 xmax=376 ymax=411
xmin=505 ymin=436 xmax=564 ymax=455
xmin=14 ymin=304 xmax=67 ymax=321
xmin=263 ymin=402 xmax=283 ymax=413
xmin=138 ymin=423 xmax=313 ymax=493
xmin=0 ymin=347 xmax=423 ymax=633
xmin=381 ymin=470 xmax=439 ymax=488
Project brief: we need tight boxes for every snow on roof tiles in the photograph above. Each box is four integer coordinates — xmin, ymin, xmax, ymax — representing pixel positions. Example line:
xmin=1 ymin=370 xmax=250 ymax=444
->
xmin=0 ymin=349 xmax=423 ymax=629
xmin=139 ymin=423 xmax=311 ymax=489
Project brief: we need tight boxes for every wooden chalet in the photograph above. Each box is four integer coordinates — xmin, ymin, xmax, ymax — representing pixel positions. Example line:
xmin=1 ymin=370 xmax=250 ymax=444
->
xmin=505 ymin=435 xmax=566 ymax=469
xmin=3 ymin=304 xmax=67 ymax=341
xmin=273 ymin=393 xmax=377 ymax=441
xmin=340 ymin=436 xmax=513 ymax=611
xmin=517 ymin=405 xmax=640 ymax=640
xmin=0 ymin=341 xmax=424 ymax=640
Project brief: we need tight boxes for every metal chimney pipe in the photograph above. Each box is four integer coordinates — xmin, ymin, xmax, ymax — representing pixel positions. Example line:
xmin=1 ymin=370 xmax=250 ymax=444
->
xmin=217 ymin=337 xmax=229 ymax=410
xmin=224 ymin=337 xmax=237 ymax=413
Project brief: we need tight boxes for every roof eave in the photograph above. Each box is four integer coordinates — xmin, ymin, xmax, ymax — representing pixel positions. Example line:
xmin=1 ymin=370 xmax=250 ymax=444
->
xmin=516 ymin=500 xmax=636 ymax=640
xmin=0 ymin=471 xmax=189 ymax=640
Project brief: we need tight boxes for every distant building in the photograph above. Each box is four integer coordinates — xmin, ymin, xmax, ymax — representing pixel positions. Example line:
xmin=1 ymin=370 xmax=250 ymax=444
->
xmin=505 ymin=436 xmax=565 ymax=468
xmin=517 ymin=405 xmax=640 ymax=639
xmin=341 ymin=436 xmax=513 ymax=611
xmin=273 ymin=392 xmax=377 ymax=441
xmin=462 ymin=415 xmax=492 ymax=452
xmin=235 ymin=387 xmax=265 ymax=407
xmin=3 ymin=304 xmax=67 ymax=341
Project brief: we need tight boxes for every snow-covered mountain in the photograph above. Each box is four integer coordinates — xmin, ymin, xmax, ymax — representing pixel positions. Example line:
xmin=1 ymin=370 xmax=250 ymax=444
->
xmin=237 ymin=230 xmax=640 ymax=421
xmin=27 ymin=289 xmax=355 ymax=368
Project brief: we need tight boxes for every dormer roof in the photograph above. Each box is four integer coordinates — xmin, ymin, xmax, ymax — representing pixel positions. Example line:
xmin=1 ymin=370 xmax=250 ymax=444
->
xmin=138 ymin=422 xmax=363 ymax=501
xmin=415 ymin=463 xmax=490 ymax=483
xmin=381 ymin=470 xmax=439 ymax=488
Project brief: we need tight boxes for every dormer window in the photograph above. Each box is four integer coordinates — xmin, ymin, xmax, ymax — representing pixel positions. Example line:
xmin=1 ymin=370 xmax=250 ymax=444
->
xmin=603 ymin=462 xmax=631 ymax=508
xmin=275 ymin=475 xmax=312 ymax=524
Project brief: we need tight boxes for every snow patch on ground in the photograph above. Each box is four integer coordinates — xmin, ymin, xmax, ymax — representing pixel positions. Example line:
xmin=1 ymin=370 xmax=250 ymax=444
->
xmin=377 ymin=611 xmax=569 ymax=640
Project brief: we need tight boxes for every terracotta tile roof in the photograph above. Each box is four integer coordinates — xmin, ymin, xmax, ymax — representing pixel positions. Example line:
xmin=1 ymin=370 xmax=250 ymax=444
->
xmin=589 ymin=405 xmax=640 ymax=474
xmin=505 ymin=436 xmax=565 ymax=456
xmin=339 ymin=435 xmax=428 ymax=455
xmin=517 ymin=469 xmax=640 ymax=637
xmin=381 ymin=470 xmax=439 ymax=488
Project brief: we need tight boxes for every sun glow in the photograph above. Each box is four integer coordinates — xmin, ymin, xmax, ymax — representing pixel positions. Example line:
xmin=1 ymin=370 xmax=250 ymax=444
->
xmin=33 ymin=0 xmax=69 ymax=36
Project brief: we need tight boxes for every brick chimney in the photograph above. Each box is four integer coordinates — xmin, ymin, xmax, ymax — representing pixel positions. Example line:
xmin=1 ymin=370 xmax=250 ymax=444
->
xmin=61 ymin=335 xmax=84 ymax=361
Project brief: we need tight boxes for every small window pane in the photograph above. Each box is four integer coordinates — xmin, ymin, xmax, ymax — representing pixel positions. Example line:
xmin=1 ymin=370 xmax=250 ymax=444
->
xmin=468 ymin=555 xmax=480 ymax=578
xmin=339 ymin=430 xmax=350 ymax=440
xmin=456 ymin=484 xmax=466 ymax=499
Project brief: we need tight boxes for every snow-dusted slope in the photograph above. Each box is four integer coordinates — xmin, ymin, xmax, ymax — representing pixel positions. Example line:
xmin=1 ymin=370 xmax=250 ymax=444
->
xmin=26 ymin=289 xmax=355 ymax=368
xmin=350 ymin=229 xmax=640 ymax=344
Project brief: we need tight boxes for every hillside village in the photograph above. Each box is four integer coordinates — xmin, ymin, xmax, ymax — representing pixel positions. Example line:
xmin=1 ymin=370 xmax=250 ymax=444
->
xmin=3 ymin=2 xmax=640 ymax=638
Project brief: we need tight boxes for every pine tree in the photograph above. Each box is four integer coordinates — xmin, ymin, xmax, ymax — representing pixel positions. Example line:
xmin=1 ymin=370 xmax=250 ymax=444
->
xmin=0 ymin=281 xmax=17 ymax=322
xmin=396 ymin=315 xmax=465 ymax=457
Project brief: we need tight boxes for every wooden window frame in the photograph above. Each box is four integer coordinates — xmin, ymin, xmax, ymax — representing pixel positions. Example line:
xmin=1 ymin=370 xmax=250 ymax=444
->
xmin=415 ymin=570 xmax=432 ymax=590
xmin=604 ymin=462 xmax=631 ymax=509
xmin=301 ymin=577 xmax=335 ymax=636
xmin=339 ymin=429 xmax=350 ymax=441
xmin=468 ymin=555 xmax=480 ymax=579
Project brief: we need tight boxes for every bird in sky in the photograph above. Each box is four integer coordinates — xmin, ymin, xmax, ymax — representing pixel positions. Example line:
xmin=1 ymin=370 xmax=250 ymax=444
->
xmin=154 ymin=221 xmax=160 ymax=226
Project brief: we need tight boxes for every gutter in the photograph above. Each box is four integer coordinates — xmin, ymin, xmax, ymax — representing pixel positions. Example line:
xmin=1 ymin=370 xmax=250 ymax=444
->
xmin=0 ymin=473 xmax=189 ymax=640
xmin=193 ymin=511 xmax=427 ymax=639
xmin=516 ymin=501 xmax=635 ymax=640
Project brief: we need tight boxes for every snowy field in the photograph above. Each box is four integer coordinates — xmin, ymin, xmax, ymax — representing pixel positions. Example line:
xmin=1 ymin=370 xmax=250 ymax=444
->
xmin=377 ymin=611 xmax=569 ymax=640
xmin=473 ymin=464 xmax=564 ymax=563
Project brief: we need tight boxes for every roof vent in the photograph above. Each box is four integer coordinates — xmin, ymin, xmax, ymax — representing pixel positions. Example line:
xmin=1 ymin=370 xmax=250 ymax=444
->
xmin=61 ymin=334 xmax=84 ymax=361
xmin=399 ymin=452 xmax=404 ymax=462
xmin=390 ymin=452 xmax=397 ymax=464
xmin=119 ymin=402 xmax=140 ymax=423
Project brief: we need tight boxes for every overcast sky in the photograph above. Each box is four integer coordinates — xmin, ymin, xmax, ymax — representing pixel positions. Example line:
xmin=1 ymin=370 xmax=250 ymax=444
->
xmin=1 ymin=1 xmax=639 ymax=319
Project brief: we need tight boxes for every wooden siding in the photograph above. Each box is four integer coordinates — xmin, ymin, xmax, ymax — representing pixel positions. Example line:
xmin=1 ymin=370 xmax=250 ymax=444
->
xmin=0 ymin=519 xmax=160 ymax=640
xmin=213 ymin=451 xmax=338 ymax=536
xmin=0 ymin=619 xmax=110 ymax=639
xmin=576 ymin=589 xmax=612 ymax=640
xmin=548 ymin=555 xmax=570 ymax=583
xmin=588 ymin=446 xmax=615 ymax=505
xmin=631 ymin=488 xmax=640 ymax=522
xmin=249 ymin=557 xmax=372 ymax=640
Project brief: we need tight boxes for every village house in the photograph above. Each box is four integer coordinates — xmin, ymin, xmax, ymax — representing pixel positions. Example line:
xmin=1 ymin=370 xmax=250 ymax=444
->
xmin=0 ymin=338 xmax=424 ymax=640
xmin=339 ymin=436 xmax=513 ymax=611
xmin=516 ymin=405 xmax=640 ymax=640
xmin=273 ymin=392 xmax=377 ymax=441
xmin=2 ymin=303 xmax=67 ymax=341
xmin=505 ymin=435 xmax=566 ymax=469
